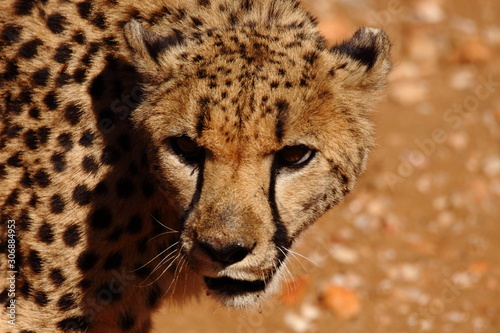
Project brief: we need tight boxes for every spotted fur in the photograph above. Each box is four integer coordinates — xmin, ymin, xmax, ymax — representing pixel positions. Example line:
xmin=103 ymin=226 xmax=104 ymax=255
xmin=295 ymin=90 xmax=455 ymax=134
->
xmin=0 ymin=0 xmax=390 ymax=332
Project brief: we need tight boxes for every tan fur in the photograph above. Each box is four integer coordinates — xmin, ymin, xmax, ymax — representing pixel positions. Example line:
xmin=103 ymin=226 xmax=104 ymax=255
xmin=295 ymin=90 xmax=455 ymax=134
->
xmin=0 ymin=0 xmax=390 ymax=332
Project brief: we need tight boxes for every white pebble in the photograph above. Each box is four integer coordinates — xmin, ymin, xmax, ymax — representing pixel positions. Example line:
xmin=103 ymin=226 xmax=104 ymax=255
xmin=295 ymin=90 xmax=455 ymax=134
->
xmin=329 ymin=244 xmax=359 ymax=264
xmin=301 ymin=303 xmax=321 ymax=321
xmin=284 ymin=312 xmax=311 ymax=333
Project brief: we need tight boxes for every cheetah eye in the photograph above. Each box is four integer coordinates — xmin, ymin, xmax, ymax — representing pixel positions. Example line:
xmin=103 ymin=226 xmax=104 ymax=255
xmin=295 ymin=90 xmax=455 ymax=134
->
xmin=169 ymin=135 xmax=204 ymax=165
xmin=275 ymin=145 xmax=315 ymax=169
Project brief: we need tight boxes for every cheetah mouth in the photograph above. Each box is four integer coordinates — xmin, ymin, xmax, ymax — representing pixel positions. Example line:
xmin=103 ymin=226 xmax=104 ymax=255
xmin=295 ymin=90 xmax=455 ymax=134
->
xmin=204 ymin=276 xmax=266 ymax=295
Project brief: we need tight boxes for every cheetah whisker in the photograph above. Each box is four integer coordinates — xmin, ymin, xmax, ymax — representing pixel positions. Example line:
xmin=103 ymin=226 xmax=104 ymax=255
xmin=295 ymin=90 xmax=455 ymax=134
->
xmin=150 ymin=214 xmax=179 ymax=233
xmin=132 ymin=241 xmax=179 ymax=272
xmin=283 ymin=247 xmax=319 ymax=267
xmin=149 ymin=247 xmax=181 ymax=276
xmin=147 ymin=230 xmax=179 ymax=244
xmin=277 ymin=248 xmax=296 ymax=292
xmin=141 ymin=251 xmax=182 ymax=287
xmin=164 ymin=252 xmax=185 ymax=296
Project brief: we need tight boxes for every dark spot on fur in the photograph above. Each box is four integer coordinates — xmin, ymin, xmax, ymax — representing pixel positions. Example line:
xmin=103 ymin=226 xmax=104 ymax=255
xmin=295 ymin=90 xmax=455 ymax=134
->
xmin=303 ymin=51 xmax=318 ymax=65
xmin=91 ymin=12 xmax=108 ymax=30
xmin=63 ymin=225 xmax=81 ymax=247
xmin=0 ymin=289 xmax=8 ymax=304
xmin=56 ymin=72 xmax=72 ymax=86
xmin=57 ymin=316 xmax=91 ymax=331
xmin=64 ymin=103 xmax=84 ymax=125
xmin=101 ymin=145 xmax=121 ymax=165
xmin=94 ymin=181 xmax=109 ymax=195
xmin=73 ymin=67 xmax=87 ymax=83
xmin=107 ymin=227 xmax=124 ymax=242
xmin=136 ymin=237 xmax=148 ymax=254
xmin=198 ymin=0 xmax=210 ymax=7
xmin=50 ymin=194 xmax=65 ymax=214
xmin=3 ymin=60 xmax=19 ymax=81
xmin=117 ymin=134 xmax=131 ymax=151
xmin=77 ymin=251 xmax=99 ymax=271
xmin=34 ymin=169 xmax=51 ymax=187
xmin=5 ymin=188 xmax=20 ymax=206
xmin=0 ymin=164 xmax=7 ymax=180
xmin=134 ymin=264 xmax=152 ymax=279
xmin=54 ymin=44 xmax=73 ymax=64
xmin=58 ymin=133 xmax=73 ymax=151
xmin=79 ymin=279 xmax=92 ymax=290
xmin=23 ymin=129 xmax=39 ymax=150
xmin=51 ymin=152 xmax=67 ymax=173
xmin=73 ymin=184 xmax=92 ymax=206
xmin=58 ymin=293 xmax=77 ymax=311
xmin=13 ymin=0 xmax=35 ymax=16
xmin=103 ymin=36 xmax=119 ymax=48
xmin=18 ymin=209 xmax=32 ymax=231
xmin=72 ymin=30 xmax=86 ymax=44
xmin=43 ymin=91 xmax=59 ymax=110
xmin=29 ymin=107 xmax=40 ymax=119
xmin=126 ymin=214 xmax=142 ymax=234
xmin=50 ymin=268 xmax=66 ymax=287
xmin=89 ymin=207 xmax=113 ymax=229
xmin=37 ymin=222 xmax=54 ymax=244
xmin=47 ymin=13 xmax=67 ymax=34
xmin=76 ymin=1 xmax=92 ymax=19
xmin=28 ymin=250 xmax=43 ymax=274
xmin=119 ymin=311 xmax=136 ymax=331
xmin=103 ymin=252 xmax=123 ymax=270
xmin=79 ymin=130 xmax=94 ymax=147
xmin=32 ymin=67 xmax=50 ymax=86
xmin=116 ymin=178 xmax=135 ymax=198
xmin=82 ymin=155 xmax=99 ymax=174
xmin=146 ymin=284 xmax=162 ymax=308
xmin=34 ymin=290 xmax=49 ymax=306
xmin=6 ymin=124 xmax=23 ymax=138
xmin=142 ymin=177 xmax=155 ymax=198
xmin=18 ymin=88 xmax=33 ymax=104
xmin=37 ymin=126 xmax=50 ymax=145
xmin=28 ymin=193 xmax=38 ymax=207
xmin=18 ymin=38 xmax=43 ymax=59
xmin=2 ymin=24 xmax=22 ymax=43
xmin=7 ymin=151 xmax=23 ymax=167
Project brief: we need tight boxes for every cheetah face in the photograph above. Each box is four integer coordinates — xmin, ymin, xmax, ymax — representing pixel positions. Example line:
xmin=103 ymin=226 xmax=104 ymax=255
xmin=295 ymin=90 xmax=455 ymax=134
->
xmin=125 ymin=11 xmax=390 ymax=307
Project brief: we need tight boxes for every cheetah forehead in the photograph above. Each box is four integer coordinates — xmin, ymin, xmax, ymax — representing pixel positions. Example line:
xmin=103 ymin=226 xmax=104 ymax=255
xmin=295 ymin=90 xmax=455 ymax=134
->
xmin=125 ymin=0 xmax=391 ymax=158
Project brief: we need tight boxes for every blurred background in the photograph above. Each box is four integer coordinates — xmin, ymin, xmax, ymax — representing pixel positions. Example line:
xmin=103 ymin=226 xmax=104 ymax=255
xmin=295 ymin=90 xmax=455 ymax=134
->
xmin=153 ymin=0 xmax=500 ymax=332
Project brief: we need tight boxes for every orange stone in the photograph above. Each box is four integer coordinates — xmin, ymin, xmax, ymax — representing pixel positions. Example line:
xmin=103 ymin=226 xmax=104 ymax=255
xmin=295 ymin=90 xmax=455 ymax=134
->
xmin=281 ymin=275 xmax=311 ymax=305
xmin=321 ymin=285 xmax=361 ymax=320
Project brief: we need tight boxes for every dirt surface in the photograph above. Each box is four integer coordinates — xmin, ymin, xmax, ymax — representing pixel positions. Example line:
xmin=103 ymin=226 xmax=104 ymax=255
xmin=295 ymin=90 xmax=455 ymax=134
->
xmin=153 ymin=0 xmax=500 ymax=332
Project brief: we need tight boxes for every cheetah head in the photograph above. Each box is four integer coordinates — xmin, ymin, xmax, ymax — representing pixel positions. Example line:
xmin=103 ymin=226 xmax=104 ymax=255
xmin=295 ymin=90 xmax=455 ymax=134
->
xmin=124 ymin=1 xmax=390 ymax=307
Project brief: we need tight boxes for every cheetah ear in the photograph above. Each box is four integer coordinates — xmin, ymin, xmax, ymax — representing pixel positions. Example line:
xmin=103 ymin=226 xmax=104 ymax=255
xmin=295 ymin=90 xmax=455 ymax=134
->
xmin=330 ymin=27 xmax=391 ymax=91
xmin=124 ymin=20 xmax=185 ymax=83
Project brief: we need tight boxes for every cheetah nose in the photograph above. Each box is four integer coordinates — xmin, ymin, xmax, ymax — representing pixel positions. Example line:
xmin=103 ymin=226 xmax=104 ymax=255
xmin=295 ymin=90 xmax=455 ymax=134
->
xmin=198 ymin=239 xmax=255 ymax=266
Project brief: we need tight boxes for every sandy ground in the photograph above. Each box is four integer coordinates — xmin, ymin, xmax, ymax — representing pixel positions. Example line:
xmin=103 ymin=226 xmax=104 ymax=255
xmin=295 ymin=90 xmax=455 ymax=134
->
xmin=153 ymin=0 xmax=500 ymax=332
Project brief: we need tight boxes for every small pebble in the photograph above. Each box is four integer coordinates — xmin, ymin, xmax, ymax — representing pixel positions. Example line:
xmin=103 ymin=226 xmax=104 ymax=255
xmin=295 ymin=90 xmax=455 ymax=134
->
xmin=414 ymin=0 xmax=445 ymax=23
xmin=321 ymin=285 xmax=361 ymax=320
xmin=329 ymin=244 xmax=359 ymax=264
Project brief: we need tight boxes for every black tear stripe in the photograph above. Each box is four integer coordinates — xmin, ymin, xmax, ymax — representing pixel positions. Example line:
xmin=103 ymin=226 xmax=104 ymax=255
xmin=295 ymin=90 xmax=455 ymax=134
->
xmin=180 ymin=160 xmax=204 ymax=231
xmin=269 ymin=165 xmax=292 ymax=269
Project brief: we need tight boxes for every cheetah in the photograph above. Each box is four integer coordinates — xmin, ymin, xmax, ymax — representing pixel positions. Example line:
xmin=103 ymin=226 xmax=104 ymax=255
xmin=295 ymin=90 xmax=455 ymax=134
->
xmin=0 ymin=0 xmax=391 ymax=332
